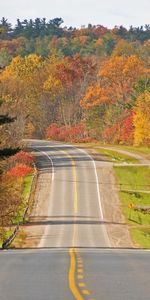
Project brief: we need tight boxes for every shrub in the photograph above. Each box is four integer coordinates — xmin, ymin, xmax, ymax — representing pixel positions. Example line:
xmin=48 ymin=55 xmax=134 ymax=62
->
xmin=46 ymin=123 xmax=60 ymax=140
xmin=46 ymin=123 xmax=89 ymax=142
xmin=11 ymin=151 xmax=34 ymax=164
xmin=7 ymin=164 xmax=33 ymax=177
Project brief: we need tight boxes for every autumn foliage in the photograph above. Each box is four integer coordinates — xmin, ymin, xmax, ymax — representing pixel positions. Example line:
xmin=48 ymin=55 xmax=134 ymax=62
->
xmin=11 ymin=151 xmax=34 ymax=165
xmin=81 ymin=55 xmax=145 ymax=109
xmin=7 ymin=164 xmax=33 ymax=177
xmin=102 ymin=113 xmax=134 ymax=144
xmin=133 ymin=91 xmax=150 ymax=145
xmin=46 ymin=123 xmax=90 ymax=142
xmin=1 ymin=18 xmax=150 ymax=152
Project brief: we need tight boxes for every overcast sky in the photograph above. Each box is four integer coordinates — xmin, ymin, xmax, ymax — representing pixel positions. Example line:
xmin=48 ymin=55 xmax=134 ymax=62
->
xmin=0 ymin=0 xmax=150 ymax=28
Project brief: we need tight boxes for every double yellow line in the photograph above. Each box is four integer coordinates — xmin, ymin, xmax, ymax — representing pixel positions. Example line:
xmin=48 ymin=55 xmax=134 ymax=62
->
xmin=69 ymin=248 xmax=84 ymax=300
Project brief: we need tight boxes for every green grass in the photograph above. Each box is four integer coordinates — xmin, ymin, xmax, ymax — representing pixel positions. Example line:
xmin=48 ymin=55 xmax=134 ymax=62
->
xmin=121 ymin=191 xmax=150 ymax=225
xmin=0 ymin=229 xmax=13 ymax=248
xmin=73 ymin=142 xmax=150 ymax=160
xmin=13 ymin=174 xmax=33 ymax=224
xmin=22 ymin=174 xmax=33 ymax=200
xmin=95 ymin=148 xmax=138 ymax=164
xmin=114 ymin=166 xmax=150 ymax=191
xmin=114 ymin=166 xmax=150 ymax=248
xmin=131 ymin=228 xmax=150 ymax=249
xmin=116 ymin=145 xmax=150 ymax=160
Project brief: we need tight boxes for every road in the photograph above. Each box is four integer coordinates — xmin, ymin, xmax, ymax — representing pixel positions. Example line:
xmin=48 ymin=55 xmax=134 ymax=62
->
xmin=0 ymin=249 xmax=150 ymax=300
xmin=30 ymin=139 xmax=110 ymax=248
xmin=0 ymin=140 xmax=150 ymax=300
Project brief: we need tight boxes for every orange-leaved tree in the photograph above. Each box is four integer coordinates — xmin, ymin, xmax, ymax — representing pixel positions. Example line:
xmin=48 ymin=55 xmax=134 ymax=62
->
xmin=81 ymin=55 xmax=145 ymax=109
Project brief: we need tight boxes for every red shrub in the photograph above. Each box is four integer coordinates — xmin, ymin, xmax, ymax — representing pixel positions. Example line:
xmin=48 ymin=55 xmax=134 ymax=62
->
xmin=46 ymin=123 xmax=60 ymax=140
xmin=58 ymin=125 xmax=70 ymax=141
xmin=7 ymin=164 xmax=33 ymax=177
xmin=46 ymin=123 xmax=88 ymax=142
xmin=13 ymin=151 xmax=34 ymax=164
xmin=8 ymin=151 xmax=34 ymax=170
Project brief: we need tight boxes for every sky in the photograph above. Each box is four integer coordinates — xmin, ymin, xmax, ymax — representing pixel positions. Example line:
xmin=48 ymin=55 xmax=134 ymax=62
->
xmin=0 ymin=0 xmax=150 ymax=28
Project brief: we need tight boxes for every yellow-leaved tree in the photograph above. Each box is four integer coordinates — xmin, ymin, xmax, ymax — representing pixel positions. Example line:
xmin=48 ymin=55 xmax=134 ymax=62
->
xmin=134 ymin=91 xmax=150 ymax=145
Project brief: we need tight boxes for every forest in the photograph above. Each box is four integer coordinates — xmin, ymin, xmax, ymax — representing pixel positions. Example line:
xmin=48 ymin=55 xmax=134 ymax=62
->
xmin=0 ymin=17 xmax=150 ymax=239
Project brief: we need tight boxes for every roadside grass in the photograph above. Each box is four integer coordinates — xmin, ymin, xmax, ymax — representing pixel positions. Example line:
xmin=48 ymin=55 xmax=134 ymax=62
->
xmin=131 ymin=227 xmax=150 ymax=249
xmin=114 ymin=166 xmax=150 ymax=248
xmin=114 ymin=166 xmax=150 ymax=191
xmin=116 ymin=145 xmax=150 ymax=160
xmin=22 ymin=174 xmax=33 ymax=200
xmin=0 ymin=229 xmax=13 ymax=248
xmin=94 ymin=148 xmax=138 ymax=164
xmin=74 ymin=142 xmax=150 ymax=160
xmin=13 ymin=174 xmax=33 ymax=224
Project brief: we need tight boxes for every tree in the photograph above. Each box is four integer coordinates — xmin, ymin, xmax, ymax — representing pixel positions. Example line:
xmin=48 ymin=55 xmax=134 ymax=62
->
xmin=99 ymin=55 xmax=145 ymax=103
xmin=81 ymin=55 xmax=145 ymax=109
xmin=102 ymin=33 xmax=116 ymax=55
xmin=134 ymin=91 xmax=150 ymax=145
xmin=112 ymin=39 xmax=140 ymax=57
xmin=50 ymin=18 xmax=63 ymax=27
xmin=0 ymin=18 xmax=12 ymax=38
xmin=80 ymin=85 xmax=109 ymax=108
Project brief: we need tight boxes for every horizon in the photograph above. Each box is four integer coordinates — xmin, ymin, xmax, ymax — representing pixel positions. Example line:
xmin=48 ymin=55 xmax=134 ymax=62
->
xmin=1 ymin=0 xmax=150 ymax=29
xmin=1 ymin=16 xmax=150 ymax=30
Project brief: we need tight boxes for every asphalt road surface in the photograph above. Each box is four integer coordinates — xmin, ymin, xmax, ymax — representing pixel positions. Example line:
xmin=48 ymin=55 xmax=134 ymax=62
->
xmin=0 ymin=140 xmax=149 ymax=300
xmin=30 ymin=139 xmax=110 ymax=248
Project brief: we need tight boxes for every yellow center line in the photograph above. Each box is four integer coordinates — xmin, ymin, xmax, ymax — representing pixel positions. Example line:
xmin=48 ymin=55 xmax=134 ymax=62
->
xmin=69 ymin=248 xmax=84 ymax=300
xmin=60 ymin=150 xmax=78 ymax=215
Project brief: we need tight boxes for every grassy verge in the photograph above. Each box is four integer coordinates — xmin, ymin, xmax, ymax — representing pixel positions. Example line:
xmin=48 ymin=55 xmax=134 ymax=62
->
xmin=13 ymin=174 xmax=33 ymax=224
xmin=115 ymin=145 xmax=150 ymax=160
xmin=74 ymin=142 xmax=150 ymax=159
xmin=95 ymin=148 xmax=138 ymax=164
xmin=130 ymin=227 xmax=150 ymax=249
xmin=114 ymin=166 xmax=150 ymax=248
xmin=0 ymin=229 xmax=13 ymax=248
